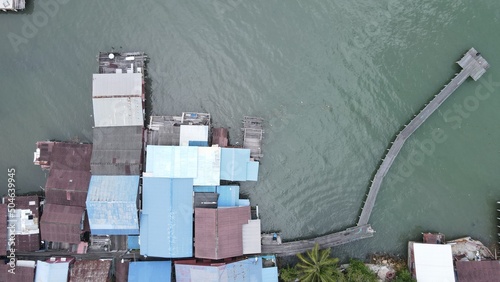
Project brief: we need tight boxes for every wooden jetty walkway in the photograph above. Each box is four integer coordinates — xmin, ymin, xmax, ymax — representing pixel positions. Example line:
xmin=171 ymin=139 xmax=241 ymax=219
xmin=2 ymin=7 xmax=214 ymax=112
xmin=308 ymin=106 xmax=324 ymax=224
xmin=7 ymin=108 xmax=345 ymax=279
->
xmin=262 ymin=48 xmax=488 ymax=256
xmin=357 ymin=48 xmax=489 ymax=226
xmin=242 ymin=116 xmax=264 ymax=160
xmin=262 ymin=225 xmax=374 ymax=257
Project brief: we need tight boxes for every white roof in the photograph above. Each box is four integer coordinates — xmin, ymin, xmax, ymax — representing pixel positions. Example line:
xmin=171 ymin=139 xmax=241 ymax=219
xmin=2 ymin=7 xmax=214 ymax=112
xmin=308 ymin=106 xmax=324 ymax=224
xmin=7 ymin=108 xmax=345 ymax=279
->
xmin=145 ymin=145 xmax=198 ymax=178
xmin=92 ymin=97 xmax=143 ymax=127
xmin=413 ymin=243 xmax=455 ymax=282
xmin=92 ymin=73 xmax=142 ymax=97
xmin=194 ymin=147 xmax=221 ymax=186
xmin=242 ymin=219 xmax=261 ymax=254
xmin=179 ymin=125 xmax=209 ymax=146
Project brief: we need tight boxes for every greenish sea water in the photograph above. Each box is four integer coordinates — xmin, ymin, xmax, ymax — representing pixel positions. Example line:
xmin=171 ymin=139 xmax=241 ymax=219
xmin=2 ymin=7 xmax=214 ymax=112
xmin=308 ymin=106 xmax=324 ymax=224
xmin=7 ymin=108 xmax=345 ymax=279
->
xmin=1 ymin=0 xmax=500 ymax=260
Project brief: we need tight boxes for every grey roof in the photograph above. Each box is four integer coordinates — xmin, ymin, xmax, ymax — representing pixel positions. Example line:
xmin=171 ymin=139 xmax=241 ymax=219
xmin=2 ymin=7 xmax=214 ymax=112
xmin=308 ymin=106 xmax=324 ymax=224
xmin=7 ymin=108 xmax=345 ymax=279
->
xmin=90 ymin=126 xmax=143 ymax=175
xmin=92 ymin=73 xmax=142 ymax=97
xmin=194 ymin=193 xmax=219 ymax=208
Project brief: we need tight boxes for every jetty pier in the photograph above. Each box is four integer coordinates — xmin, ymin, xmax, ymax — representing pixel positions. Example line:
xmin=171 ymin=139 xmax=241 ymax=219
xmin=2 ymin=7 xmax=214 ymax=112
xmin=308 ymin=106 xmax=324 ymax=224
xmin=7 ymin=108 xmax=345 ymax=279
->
xmin=262 ymin=48 xmax=489 ymax=256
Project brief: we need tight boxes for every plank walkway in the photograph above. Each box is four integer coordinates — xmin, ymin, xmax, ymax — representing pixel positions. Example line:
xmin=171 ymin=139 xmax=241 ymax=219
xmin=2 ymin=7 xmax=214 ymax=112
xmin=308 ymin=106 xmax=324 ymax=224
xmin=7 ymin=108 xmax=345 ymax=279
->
xmin=262 ymin=48 xmax=489 ymax=256
xmin=357 ymin=48 xmax=489 ymax=226
xmin=262 ymin=225 xmax=374 ymax=257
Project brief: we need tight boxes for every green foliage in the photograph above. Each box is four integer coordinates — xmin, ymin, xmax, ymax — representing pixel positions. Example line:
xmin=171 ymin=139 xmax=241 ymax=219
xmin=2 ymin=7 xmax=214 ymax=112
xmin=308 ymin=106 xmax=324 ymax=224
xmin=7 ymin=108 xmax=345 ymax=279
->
xmin=345 ymin=259 xmax=377 ymax=282
xmin=394 ymin=268 xmax=416 ymax=282
xmin=295 ymin=243 xmax=343 ymax=282
xmin=280 ymin=265 xmax=299 ymax=282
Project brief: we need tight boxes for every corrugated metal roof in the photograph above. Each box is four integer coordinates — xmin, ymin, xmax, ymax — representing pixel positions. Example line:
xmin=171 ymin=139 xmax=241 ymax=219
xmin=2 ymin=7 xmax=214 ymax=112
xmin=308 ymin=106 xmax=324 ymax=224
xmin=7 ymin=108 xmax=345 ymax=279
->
xmin=413 ymin=243 xmax=454 ymax=282
xmin=40 ymin=204 xmax=84 ymax=244
xmin=129 ymin=261 xmax=171 ymax=282
xmin=194 ymin=193 xmax=218 ymax=208
xmin=220 ymin=148 xmax=252 ymax=181
xmin=262 ymin=267 xmax=279 ymax=282
xmin=140 ymin=178 xmax=193 ymax=258
xmin=35 ymin=261 xmax=70 ymax=282
xmin=144 ymin=146 xmax=197 ymax=178
xmin=174 ymin=258 xmax=263 ymax=282
xmin=194 ymin=206 xmax=250 ymax=260
xmin=212 ymin=128 xmax=228 ymax=147
xmin=246 ymin=161 xmax=259 ymax=181
xmin=92 ymin=73 xmax=143 ymax=127
xmin=45 ymin=170 xmax=91 ymax=207
xmin=193 ymin=186 xmax=216 ymax=193
xmin=115 ymin=259 xmax=129 ymax=282
xmin=86 ymin=176 xmax=139 ymax=235
xmin=0 ymin=264 xmax=35 ymax=282
xmin=49 ymin=143 xmax=93 ymax=171
xmin=194 ymin=147 xmax=220 ymax=186
xmin=242 ymin=219 xmax=261 ymax=255
xmin=217 ymin=186 xmax=239 ymax=207
xmin=179 ymin=125 xmax=208 ymax=146
xmin=69 ymin=260 xmax=111 ymax=282
xmin=90 ymin=126 xmax=143 ymax=175
xmin=127 ymin=236 xmax=140 ymax=249
xmin=456 ymin=261 xmax=500 ymax=282
xmin=93 ymin=97 xmax=143 ymax=127
xmin=92 ymin=73 xmax=142 ymax=97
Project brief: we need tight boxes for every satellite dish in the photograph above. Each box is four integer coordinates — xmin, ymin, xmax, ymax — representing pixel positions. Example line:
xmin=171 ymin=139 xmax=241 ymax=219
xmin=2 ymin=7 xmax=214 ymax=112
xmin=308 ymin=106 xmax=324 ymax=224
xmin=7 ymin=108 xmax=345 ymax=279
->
xmin=108 ymin=53 xmax=115 ymax=59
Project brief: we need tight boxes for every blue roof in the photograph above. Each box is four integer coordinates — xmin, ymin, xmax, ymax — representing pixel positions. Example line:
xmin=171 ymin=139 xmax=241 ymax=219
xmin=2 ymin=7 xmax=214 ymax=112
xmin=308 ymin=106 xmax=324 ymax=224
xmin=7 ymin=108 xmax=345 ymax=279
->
xmin=174 ymin=258 xmax=263 ymax=282
xmin=189 ymin=141 xmax=208 ymax=146
xmin=217 ymin=185 xmax=239 ymax=207
xmin=86 ymin=175 xmax=139 ymax=235
xmin=129 ymin=261 xmax=171 ymax=282
xmin=220 ymin=148 xmax=250 ymax=181
xmin=262 ymin=267 xmax=279 ymax=282
xmin=140 ymin=178 xmax=193 ymax=258
xmin=145 ymin=145 xmax=198 ymax=178
xmin=35 ymin=261 xmax=70 ymax=282
xmin=128 ymin=235 xmax=140 ymax=250
xmin=246 ymin=161 xmax=259 ymax=181
xmin=193 ymin=186 xmax=216 ymax=192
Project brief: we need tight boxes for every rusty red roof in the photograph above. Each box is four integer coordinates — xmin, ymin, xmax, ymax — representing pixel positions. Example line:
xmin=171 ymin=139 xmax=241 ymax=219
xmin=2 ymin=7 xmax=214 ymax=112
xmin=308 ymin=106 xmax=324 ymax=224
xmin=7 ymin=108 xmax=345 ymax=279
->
xmin=40 ymin=204 xmax=84 ymax=244
xmin=456 ymin=261 xmax=500 ymax=282
xmin=0 ymin=264 xmax=35 ymax=282
xmin=50 ymin=143 xmax=92 ymax=171
xmin=194 ymin=206 xmax=250 ymax=260
xmin=45 ymin=169 xmax=91 ymax=207
xmin=115 ymin=259 xmax=130 ymax=282
xmin=212 ymin=128 xmax=229 ymax=147
xmin=69 ymin=260 xmax=111 ymax=282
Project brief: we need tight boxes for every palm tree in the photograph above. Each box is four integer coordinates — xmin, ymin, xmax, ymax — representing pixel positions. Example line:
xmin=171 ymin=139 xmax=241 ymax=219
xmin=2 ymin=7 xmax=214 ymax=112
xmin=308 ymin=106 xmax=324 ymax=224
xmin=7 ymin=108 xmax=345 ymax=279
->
xmin=296 ymin=243 xmax=344 ymax=282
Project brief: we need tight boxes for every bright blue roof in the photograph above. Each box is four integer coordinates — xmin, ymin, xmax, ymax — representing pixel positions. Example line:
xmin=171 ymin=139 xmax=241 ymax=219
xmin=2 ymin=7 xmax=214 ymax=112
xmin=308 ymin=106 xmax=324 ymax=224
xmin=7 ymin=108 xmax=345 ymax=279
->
xmin=35 ymin=261 xmax=70 ymax=282
xmin=86 ymin=175 xmax=139 ymax=235
xmin=145 ymin=145 xmax=198 ymax=178
xmin=140 ymin=177 xmax=193 ymax=258
xmin=246 ymin=161 xmax=259 ymax=181
xmin=174 ymin=257 xmax=262 ymax=282
xmin=193 ymin=186 xmax=216 ymax=192
xmin=217 ymin=186 xmax=239 ymax=207
xmin=129 ymin=261 xmax=171 ymax=282
xmin=220 ymin=148 xmax=251 ymax=181
xmin=262 ymin=267 xmax=279 ymax=282
xmin=128 ymin=236 xmax=140 ymax=250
